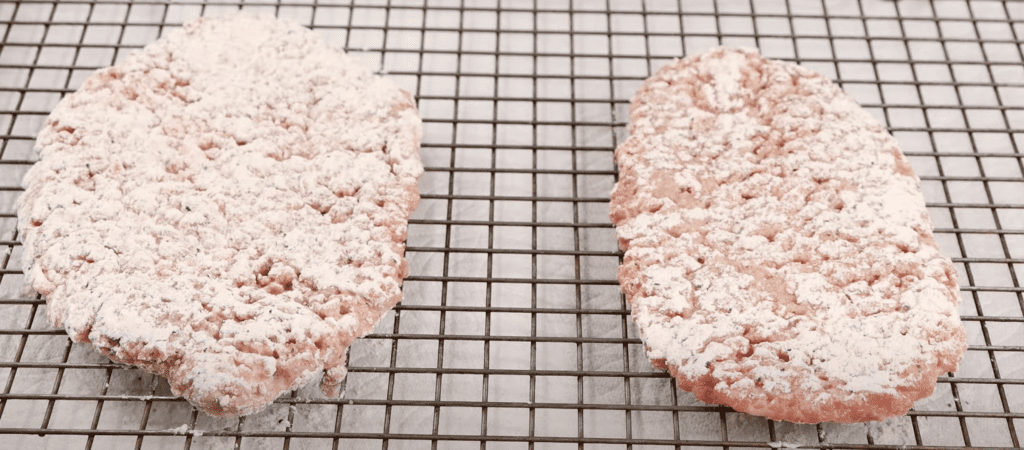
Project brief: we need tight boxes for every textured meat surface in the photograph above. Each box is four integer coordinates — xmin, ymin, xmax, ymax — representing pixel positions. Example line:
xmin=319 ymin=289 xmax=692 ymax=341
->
xmin=17 ymin=14 xmax=423 ymax=417
xmin=609 ymin=48 xmax=966 ymax=423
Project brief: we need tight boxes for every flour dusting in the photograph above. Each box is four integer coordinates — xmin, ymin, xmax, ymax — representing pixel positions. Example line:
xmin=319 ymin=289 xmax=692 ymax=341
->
xmin=610 ymin=47 xmax=965 ymax=423
xmin=18 ymin=13 xmax=423 ymax=417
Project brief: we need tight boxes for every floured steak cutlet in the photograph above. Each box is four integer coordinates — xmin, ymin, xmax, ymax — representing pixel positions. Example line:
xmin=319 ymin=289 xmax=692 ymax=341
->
xmin=609 ymin=47 xmax=966 ymax=423
xmin=18 ymin=14 xmax=423 ymax=417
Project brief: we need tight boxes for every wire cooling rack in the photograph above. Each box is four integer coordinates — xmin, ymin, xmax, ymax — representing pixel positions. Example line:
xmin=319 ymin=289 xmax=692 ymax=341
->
xmin=1 ymin=0 xmax=1023 ymax=449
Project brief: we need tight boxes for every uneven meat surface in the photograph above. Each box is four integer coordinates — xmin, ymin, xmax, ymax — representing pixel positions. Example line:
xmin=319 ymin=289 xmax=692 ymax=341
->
xmin=610 ymin=48 xmax=965 ymax=423
xmin=18 ymin=14 xmax=423 ymax=417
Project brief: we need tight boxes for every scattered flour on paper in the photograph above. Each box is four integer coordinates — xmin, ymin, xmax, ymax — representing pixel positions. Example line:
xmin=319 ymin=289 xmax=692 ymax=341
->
xmin=167 ymin=424 xmax=189 ymax=435
xmin=867 ymin=416 xmax=915 ymax=445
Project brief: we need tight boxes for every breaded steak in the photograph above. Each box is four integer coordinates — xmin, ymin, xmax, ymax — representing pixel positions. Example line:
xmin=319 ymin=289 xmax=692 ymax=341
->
xmin=18 ymin=14 xmax=423 ymax=417
xmin=610 ymin=48 xmax=965 ymax=423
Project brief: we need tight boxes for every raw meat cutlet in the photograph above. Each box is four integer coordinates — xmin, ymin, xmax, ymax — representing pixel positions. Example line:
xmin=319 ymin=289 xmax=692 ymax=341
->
xmin=17 ymin=14 xmax=423 ymax=417
xmin=609 ymin=48 xmax=966 ymax=423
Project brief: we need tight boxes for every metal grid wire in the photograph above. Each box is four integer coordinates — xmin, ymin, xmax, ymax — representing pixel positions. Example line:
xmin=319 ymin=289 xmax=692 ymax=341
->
xmin=0 ymin=0 xmax=1023 ymax=449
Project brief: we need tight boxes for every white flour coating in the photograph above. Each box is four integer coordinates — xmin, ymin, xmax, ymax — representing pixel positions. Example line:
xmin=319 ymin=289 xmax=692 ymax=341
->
xmin=168 ymin=424 xmax=190 ymax=435
xmin=610 ymin=48 xmax=965 ymax=423
xmin=17 ymin=14 xmax=422 ymax=417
